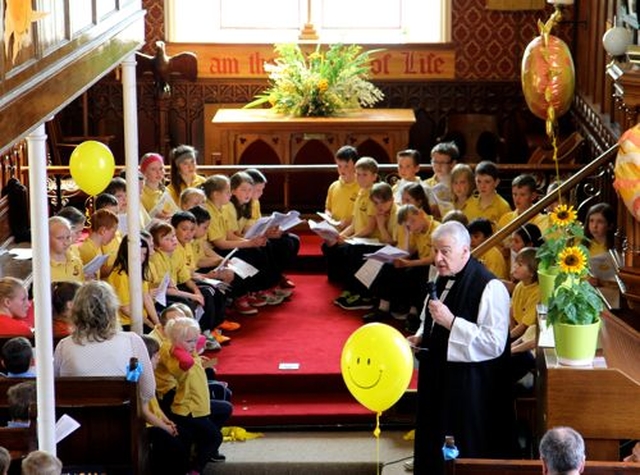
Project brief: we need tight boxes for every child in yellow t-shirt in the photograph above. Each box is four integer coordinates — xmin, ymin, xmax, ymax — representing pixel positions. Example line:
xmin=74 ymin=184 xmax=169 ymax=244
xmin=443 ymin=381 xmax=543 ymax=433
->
xmin=139 ymin=334 xmax=190 ymax=475
xmin=584 ymin=203 xmax=619 ymax=308
xmin=468 ymin=217 xmax=509 ymax=280
xmin=510 ymin=248 xmax=540 ymax=385
xmin=78 ymin=209 xmax=119 ymax=279
xmin=56 ymin=205 xmax=86 ymax=260
xmin=464 ymin=160 xmax=511 ymax=230
xmin=108 ymin=233 xmax=160 ymax=331
xmin=49 ymin=216 xmax=84 ymax=283
xmin=161 ymin=317 xmax=224 ymax=471
xmin=179 ymin=187 xmax=206 ymax=211
xmin=325 ymin=145 xmax=359 ymax=231
xmin=140 ymin=153 xmax=180 ymax=220
xmin=424 ymin=141 xmax=458 ymax=217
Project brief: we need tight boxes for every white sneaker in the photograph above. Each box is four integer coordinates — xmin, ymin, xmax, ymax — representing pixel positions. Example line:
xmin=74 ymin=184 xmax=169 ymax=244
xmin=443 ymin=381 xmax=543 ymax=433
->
xmin=403 ymin=459 xmax=414 ymax=472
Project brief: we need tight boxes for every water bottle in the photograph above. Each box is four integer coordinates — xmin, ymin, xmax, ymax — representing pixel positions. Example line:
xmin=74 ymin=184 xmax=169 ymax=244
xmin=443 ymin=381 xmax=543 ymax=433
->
xmin=442 ymin=435 xmax=459 ymax=460
xmin=126 ymin=357 xmax=142 ymax=382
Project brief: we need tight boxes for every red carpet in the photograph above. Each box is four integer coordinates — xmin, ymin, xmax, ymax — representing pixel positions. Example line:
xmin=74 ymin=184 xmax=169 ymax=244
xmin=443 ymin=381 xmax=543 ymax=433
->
xmin=214 ymin=237 xmax=418 ymax=427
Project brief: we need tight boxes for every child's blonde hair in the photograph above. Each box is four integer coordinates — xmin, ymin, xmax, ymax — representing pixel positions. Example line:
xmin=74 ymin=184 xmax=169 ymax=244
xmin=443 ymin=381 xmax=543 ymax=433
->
xmin=202 ymin=174 xmax=230 ymax=200
xmin=165 ymin=316 xmax=200 ymax=344
xmin=159 ymin=303 xmax=186 ymax=326
xmin=179 ymin=187 xmax=205 ymax=209
xmin=173 ymin=302 xmax=194 ymax=319
xmin=354 ymin=156 xmax=379 ymax=175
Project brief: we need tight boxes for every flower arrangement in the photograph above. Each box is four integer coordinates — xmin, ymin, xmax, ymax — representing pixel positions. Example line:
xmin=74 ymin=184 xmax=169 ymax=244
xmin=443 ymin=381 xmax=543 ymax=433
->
xmin=536 ymin=204 xmax=604 ymax=325
xmin=245 ymin=43 xmax=384 ymax=117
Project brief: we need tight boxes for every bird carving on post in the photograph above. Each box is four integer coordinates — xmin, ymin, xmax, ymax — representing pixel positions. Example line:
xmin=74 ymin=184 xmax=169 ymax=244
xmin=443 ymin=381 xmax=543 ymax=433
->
xmin=136 ymin=40 xmax=198 ymax=98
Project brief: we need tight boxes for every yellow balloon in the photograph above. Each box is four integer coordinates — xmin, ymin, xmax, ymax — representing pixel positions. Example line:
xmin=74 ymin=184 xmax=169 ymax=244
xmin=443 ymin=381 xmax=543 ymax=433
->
xmin=341 ymin=323 xmax=413 ymax=413
xmin=69 ymin=140 xmax=115 ymax=196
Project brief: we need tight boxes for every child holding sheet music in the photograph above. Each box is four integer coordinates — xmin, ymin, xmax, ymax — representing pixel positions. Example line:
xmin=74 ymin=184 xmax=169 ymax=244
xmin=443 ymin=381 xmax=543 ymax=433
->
xmin=171 ymin=210 xmax=240 ymax=336
xmin=202 ymin=175 xmax=285 ymax=313
xmin=49 ymin=216 xmax=84 ymax=283
xmin=324 ymin=145 xmax=360 ymax=231
xmin=167 ymin=144 xmax=207 ymax=206
xmin=583 ymin=203 xmax=619 ymax=308
xmin=245 ymin=168 xmax=300 ymax=288
xmin=140 ymin=153 xmax=180 ymax=220
xmin=362 ymin=203 xmax=440 ymax=328
xmin=77 ymin=209 xmax=119 ymax=279
xmin=108 ymin=233 xmax=160 ymax=331
xmin=148 ymin=220 xmax=228 ymax=345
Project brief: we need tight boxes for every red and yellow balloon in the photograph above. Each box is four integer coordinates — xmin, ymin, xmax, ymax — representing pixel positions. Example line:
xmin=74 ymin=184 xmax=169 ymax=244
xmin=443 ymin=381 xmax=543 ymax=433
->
xmin=521 ymin=13 xmax=575 ymax=138
xmin=69 ymin=140 xmax=115 ymax=196
xmin=340 ymin=323 xmax=413 ymax=414
xmin=614 ymin=124 xmax=640 ymax=221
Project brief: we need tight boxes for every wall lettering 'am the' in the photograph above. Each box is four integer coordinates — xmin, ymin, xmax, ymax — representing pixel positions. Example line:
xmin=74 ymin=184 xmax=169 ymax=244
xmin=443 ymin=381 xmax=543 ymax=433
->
xmin=166 ymin=44 xmax=455 ymax=80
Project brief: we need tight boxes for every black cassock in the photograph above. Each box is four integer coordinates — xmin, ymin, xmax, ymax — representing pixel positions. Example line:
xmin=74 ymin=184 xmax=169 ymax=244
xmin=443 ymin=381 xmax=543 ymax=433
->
xmin=413 ymin=258 xmax=516 ymax=475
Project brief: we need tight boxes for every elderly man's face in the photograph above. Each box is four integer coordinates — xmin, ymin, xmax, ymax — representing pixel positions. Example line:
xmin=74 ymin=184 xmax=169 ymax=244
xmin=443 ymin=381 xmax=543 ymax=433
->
xmin=433 ymin=234 xmax=469 ymax=276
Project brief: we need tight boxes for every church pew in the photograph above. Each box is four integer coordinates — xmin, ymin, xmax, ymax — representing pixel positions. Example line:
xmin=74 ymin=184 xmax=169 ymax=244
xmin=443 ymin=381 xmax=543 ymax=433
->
xmin=445 ymin=458 xmax=640 ymax=474
xmin=0 ymin=377 xmax=146 ymax=475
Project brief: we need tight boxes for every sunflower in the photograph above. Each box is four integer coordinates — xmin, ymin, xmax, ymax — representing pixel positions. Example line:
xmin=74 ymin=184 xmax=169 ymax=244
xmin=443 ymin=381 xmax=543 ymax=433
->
xmin=558 ymin=245 xmax=588 ymax=274
xmin=550 ymin=204 xmax=577 ymax=227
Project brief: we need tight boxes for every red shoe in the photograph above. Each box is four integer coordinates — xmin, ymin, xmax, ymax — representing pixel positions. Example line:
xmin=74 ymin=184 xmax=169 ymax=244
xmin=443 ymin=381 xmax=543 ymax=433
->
xmin=234 ymin=297 xmax=258 ymax=315
xmin=217 ymin=320 xmax=241 ymax=331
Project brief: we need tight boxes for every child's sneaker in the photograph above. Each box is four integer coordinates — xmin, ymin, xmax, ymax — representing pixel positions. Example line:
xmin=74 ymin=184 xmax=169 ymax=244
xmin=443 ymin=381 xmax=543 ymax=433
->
xmin=246 ymin=293 xmax=268 ymax=308
xmin=335 ymin=294 xmax=374 ymax=311
xmin=213 ymin=329 xmax=231 ymax=344
xmin=272 ymin=286 xmax=293 ymax=299
xmin=234 ymin=297 xmax=258 ymax=315
xmin=217 ymin=320 xmax=241 ymax=331
xmin=257 ymin=290 xmax=285 ymax=306
xmin=332 ymin=290 xmax=352 ymax=306
xmin=279 ymin=276 xmax=296 ymax=288
xmin=202 ymin=330 xmax=222 ymax=351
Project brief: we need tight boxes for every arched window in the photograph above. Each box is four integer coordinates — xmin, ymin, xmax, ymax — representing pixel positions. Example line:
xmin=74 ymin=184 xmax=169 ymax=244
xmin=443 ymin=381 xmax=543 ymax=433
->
xmin=166 ymin=0 xmax=450 ymax=44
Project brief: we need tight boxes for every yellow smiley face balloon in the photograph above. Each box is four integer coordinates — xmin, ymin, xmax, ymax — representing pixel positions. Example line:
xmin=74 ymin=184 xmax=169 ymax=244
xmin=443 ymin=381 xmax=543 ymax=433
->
xmin=341 ymin=323 xmax=413 ymax=413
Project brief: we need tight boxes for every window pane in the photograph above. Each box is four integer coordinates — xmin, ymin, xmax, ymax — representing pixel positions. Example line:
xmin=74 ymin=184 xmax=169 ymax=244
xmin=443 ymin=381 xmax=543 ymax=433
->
xmin=220 ymin=0 xmax=302 ymax=29
xmin=321 ymin=0 xmax=401 ymax=29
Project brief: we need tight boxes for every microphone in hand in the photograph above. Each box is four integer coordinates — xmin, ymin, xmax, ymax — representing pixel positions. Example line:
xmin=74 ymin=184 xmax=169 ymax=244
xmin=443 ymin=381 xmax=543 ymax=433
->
xmin=426 ymin=281 xmax=438 ymax=301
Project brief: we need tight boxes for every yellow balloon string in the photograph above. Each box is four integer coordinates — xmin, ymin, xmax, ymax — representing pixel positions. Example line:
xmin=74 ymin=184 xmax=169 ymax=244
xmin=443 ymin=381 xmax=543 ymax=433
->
xmin=374 ymin=411 xmax=381 ymax=475
xmin=84 ymin=195 xmax=94 ymax=229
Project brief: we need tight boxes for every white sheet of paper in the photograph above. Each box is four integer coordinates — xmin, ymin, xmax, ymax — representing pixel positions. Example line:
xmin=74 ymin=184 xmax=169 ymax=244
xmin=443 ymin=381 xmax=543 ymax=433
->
xmin=55 ymin=413 xmax=81 ymax=443
xmin=345 ymin=237 xmax=384 ymax=246
xmin=278 ymin=362 xmax=300 ymax=370
xmin=355 ymin=258 xmax=385 ymax=289
xmin=8 ymin=248 xmax=32 ymax=260
xmin=155 ymin=273 xmax=171 ymax=306
xmin=243 ymin=216 xmax=274 ymax=239
xmin=271 ymin=211 xmax=303 ymax=231
xmin=227 ymin=257 xmax=259 ymax=279
xmin=118 ymin=214 xmax=128 ymax=235
xmin=316 ymin=211 xmax=340 ymax=227
xmin=590 ymin=252 xmax=617 ymax=282
xmin=194 ymin=305 xmax=204 ymax=322
xmin=363 ymin=244 xmax=410 ymax=263
xmin=83 ymin=254 xmax=109 ymax=276
xmin=214 ymin=248 xmax=238 ymax=271
xmin=308 ymin=219 xmax=340 ymax=241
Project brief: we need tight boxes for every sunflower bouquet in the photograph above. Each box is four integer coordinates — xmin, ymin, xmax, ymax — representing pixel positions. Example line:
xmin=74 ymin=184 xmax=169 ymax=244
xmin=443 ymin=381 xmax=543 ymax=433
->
xmin=245 ymin=43 xmax=384 ymax=117
xmin=537 ymin=204 xmax=604 ymax=325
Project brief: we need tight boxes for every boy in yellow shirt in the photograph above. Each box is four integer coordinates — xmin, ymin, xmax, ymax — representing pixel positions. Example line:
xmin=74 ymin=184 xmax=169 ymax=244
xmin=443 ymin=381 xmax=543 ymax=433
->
xmin=364 ymin=203 xmax=440 ymax=330
xmin=391 ymin=149 xmax=422 ymax=204
xmin=78 ymin=209 xmax=119 ymax=279
xmin=497 ymin=173 xmax=548 ymax=235
xmin=468 ymin=217 xmax=509 ymax=280
xmin=49 ymin=216 xmax=84 ymax=283
xmin=424 ymin=141 xmax=458 ymax=217
xmin=464 ymin=160 xmax=511 ymax=230
xmin=324 ymin=145 xmax=359 ymax=231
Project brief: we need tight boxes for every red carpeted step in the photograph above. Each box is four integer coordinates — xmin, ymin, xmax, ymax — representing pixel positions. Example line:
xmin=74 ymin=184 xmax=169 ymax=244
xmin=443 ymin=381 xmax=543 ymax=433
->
xmin=215 ymin=273 xmax=418 ymax=427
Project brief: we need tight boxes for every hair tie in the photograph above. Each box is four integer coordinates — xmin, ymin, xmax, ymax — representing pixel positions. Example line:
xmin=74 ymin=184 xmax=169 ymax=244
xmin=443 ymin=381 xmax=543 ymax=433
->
xmin=140 ymin=153 xmax=164 ymax=173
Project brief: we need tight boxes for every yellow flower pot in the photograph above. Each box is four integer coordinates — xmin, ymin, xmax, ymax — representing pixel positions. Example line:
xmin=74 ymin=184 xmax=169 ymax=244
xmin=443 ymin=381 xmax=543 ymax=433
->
xmin=537 ymin=267 xmax=558 ymax=306
xmin=553 ymin=318 xmax=601 ymax=366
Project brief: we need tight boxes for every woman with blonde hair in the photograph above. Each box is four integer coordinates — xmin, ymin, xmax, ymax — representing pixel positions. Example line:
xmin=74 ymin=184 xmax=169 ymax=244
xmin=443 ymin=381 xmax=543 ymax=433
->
xmin=0 ymin=277 xmax=31 ymax=337
xmin=53 ymin=281 xmax=155 ymax=404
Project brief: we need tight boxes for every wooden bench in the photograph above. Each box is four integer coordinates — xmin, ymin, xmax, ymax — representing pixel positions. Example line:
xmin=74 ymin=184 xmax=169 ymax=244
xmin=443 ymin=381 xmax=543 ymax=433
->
xmin=445 ymin=458 xmax=640 ymax=475
xmin=0 ymin=377 xmax=146 ymax=475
